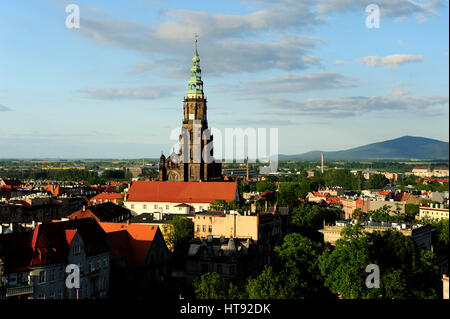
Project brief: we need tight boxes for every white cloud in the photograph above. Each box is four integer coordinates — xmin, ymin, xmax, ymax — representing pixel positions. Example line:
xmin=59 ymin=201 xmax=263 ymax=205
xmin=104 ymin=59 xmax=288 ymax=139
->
xmin=358 ymin=54 xmax=425 ymax=68
xmin=334 ymin=60 xmax=349 ymax=65
xmin=79 ymin=15 xmax=323 ymax=75
xmin=265 ymin=95 xmax=449 ymax=117
xmin=79 ymin=87 xmax=174 ymax=100
xmin=314 ymin=0 xmax=443 ymax=21
xmin=237 ymin=72 xmax=359 ymax=94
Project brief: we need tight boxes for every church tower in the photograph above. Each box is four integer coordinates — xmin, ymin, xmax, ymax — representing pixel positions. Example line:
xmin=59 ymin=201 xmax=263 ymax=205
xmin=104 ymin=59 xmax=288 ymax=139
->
xmin=159 ymin=39 xmax=222 ymax=182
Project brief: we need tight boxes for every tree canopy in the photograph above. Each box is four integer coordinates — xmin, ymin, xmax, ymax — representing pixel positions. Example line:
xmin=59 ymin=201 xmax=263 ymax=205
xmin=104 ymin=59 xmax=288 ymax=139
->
xmin=319 ymin=225 xmax=439 ymax=299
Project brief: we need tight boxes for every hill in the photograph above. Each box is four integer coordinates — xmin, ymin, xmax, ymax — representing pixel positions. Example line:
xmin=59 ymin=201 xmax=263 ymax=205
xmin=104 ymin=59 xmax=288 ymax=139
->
xmin=280 ymin=136 xmax=449 ymax=161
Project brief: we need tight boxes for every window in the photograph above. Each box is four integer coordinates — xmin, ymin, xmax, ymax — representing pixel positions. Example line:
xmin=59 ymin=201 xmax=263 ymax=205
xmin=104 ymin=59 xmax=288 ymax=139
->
xmin=131 ymin=204 xmax=135 ymax=209
xmin=208 ymin=225 xmax=212 ymax=233
xmin=39 ymin=270 xmax=46 ymax=284
xmin=49 ymin=269 xmax=55 ymax=282
xmin=196 ymin=225 xmax=200 ymax=232
xmin=143 ymin=204 xmax=147 ymax=209
xmin=166 ymin=205 xmax=169 ymax=210
xmin=72 ymin=244 xmax=80 ymax=255
xmin=154 ymin=204 xmax=158 ymax=209
xmin=202 ymin=225 xmax=206 ymax=232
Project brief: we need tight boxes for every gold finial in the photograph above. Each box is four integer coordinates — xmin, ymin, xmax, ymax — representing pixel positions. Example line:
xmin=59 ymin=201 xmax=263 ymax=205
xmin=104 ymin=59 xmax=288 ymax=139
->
xmin=194 ymin=33 xmax=199 ymax=44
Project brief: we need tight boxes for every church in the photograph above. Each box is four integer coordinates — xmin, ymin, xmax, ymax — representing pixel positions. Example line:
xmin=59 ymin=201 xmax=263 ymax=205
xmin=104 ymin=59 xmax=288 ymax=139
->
xmin=158 ymin=40 xmax=222 ymax=182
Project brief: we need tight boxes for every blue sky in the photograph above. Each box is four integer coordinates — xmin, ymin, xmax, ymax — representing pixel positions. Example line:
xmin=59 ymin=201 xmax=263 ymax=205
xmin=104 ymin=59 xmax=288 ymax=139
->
xmin=0 ymin=0 xmax=448 ymax=158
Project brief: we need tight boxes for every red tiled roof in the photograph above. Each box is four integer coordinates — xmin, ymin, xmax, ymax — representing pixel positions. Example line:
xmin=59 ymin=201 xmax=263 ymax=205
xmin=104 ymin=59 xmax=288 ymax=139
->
xmin=99 ymin=222 xmax=160 ymax=267
xmin=313 ymin=192 xmax=329 ymax=197
xmin=0 ymin=219 xmax=108 ymax=273
xmin=89 ymin=192 xmax=122 ymax=203
xmin=379 ymin=190 xmax=391 ymax=196
xmin=326 ymin=197 xmax=342 ymax=204
xmin=68 ymin=209 xmax=100 ymax=222
xmin=43 ymin=184 xmax=61 ymax=196
xmin=394 ymin=192 xmax=411 ymax=201
xmin=125 ymin=181 xmax=238 ymax=204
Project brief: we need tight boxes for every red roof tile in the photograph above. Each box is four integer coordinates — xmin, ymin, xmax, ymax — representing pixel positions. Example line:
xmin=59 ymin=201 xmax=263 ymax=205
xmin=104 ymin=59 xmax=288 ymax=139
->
xmin=99 ymin=222 xmax=160 ymax=267
xmin=125 ymin=181 xmax=238 ymax=204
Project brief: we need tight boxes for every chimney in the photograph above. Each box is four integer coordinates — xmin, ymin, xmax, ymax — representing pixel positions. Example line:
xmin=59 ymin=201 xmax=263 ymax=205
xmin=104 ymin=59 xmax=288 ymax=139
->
xmin=82 ymin=205 xmax=86 ymax=211
xmin=246 ymin=156 xmax=249 ymax=181
xmin=321 ymin=153 xmax=324 ymax=174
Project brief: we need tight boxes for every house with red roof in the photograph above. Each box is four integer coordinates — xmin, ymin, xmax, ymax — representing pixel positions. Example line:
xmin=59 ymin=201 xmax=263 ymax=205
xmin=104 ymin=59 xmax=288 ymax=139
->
xmin=68 ymin=202 xmax=132 ymax=223
xmin=394 ymin=192 xmax=420 ymax=205
xmin=88 ymin=192 xmax=123 ymax=205
xmin=0 ymin=218 xmax=109 ymax=299
xmin=306 ymin=191 xmax=330 ymax=203
xmin=99 ymin=222 xmax=170 ymax=297
xmin=124 ymin=181 xmax=239 ymax=220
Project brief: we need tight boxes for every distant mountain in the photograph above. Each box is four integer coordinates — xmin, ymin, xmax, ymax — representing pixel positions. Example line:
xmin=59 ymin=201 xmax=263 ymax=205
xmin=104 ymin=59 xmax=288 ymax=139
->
xmin=280 ymin=136 xmax=449 ymax=161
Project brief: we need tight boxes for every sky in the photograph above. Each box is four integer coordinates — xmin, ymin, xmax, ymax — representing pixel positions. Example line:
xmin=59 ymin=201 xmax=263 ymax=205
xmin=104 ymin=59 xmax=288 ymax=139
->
xmin=0 ymin=0 xmax=448 ymax=158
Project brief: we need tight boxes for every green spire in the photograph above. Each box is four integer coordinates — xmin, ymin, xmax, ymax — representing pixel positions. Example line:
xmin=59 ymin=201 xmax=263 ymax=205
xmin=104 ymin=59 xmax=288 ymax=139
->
xmin=187 ymin=38 xmax=203 ymax=95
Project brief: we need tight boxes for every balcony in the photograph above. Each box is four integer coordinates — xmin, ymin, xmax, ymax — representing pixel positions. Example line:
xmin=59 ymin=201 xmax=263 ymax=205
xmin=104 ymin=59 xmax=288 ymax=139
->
xmin=6 ymin=285 xmax=34 ymax=297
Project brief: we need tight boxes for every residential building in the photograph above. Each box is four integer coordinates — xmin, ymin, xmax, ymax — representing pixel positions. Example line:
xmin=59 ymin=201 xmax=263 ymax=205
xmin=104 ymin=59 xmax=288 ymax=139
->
xmin=99 ymin=222 xmax=170 ymax=298
xmin=417 ymin=204 xmax=449 ymax=221
xmin=432 ymin=167 xmax=449 ymax=177
xmin=185 ymin=237 xmax=257 ymax=285
xmin=88 ymin=192 xmax=123 ymax=206
xmin=124 ymin=181 xmax=239 ymax=219
xmin=0 ymin=195 xmax=63 ymax=223
xmin=340 ymin=197 xmax=405 ymax=219
xmin=68 ymin=202 xmax=133 ymax=223
xmin=306 ymin=191 xmax=330 ymax=203
xmin=0 ymin=218 xmax=110 ymax=299
xmin=412 ymin=166 xmax=431 ymax=177
xmin=193 ymin=210 xmax=283 ymax=245
xmin=319 ymin=221 xmax=435 ymax=250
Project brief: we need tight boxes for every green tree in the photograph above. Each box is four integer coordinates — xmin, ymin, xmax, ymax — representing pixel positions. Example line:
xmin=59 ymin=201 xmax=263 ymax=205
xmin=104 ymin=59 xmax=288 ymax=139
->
xmin=246 ymin=266 xmax=288 ymax=299
xmin=277 ymin=183 xmax=302 ymax=208
xmin=273 ymin=233 xmax=331 ymax=298
xmin=324 ymin=169 xmax=359 ymax=190
xmin=367 ymin=174 xmax=389 ymax=189
xmin=256 ymin=181 xmax=277 ymax=192
xmin=193 ymin=273 xmax=243 ymax=299
xmin=163 ymin=216 xmax=194 ymax=265
xmin=319 ymin=225 xmax=439 ymax=299
xmin=291 ymin=204 xmax=339 ymax=232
